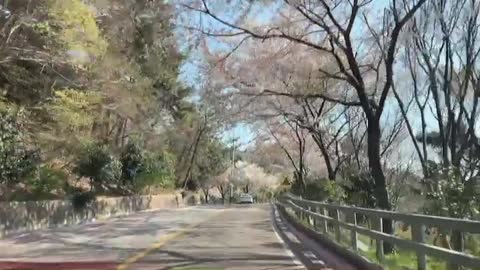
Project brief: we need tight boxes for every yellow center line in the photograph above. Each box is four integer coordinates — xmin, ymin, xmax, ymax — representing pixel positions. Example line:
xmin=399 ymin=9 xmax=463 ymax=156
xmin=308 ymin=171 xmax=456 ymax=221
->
xmin=116 ymin=209 xmax=226 ymax=270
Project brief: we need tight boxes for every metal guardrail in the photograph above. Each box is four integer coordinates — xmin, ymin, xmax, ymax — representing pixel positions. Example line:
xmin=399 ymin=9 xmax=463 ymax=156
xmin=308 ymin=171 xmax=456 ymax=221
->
xmin=278 ymin=193 xmax=480 ymax=270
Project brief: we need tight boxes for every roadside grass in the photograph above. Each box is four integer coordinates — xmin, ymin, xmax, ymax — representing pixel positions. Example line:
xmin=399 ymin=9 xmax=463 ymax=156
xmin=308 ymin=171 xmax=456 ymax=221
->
xmin=356 ymin=237 xmax=447 ymax=270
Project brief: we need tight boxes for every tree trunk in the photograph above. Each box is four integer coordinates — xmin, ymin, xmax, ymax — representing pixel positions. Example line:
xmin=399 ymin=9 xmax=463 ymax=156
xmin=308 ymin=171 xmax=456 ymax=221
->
xmin=204 ymin=190 xmax=209 ymax=204
xmin=312 ymin=133 xmax=336 ymax=181
xmin=182 ymin=123 xmax=207 ymax=189
xmin=103 ymin=110 xmax=111 ymax=142
xmin=294 ymin=171 xmax=306 ymax=194
xmin=218 ymin=185 xmax=226 ymax=203
xmin=114 ymin=117 xmax=124 ymax=147
xmin=367 ymin=119 xmax=394 ymax=254
xmin=121 ymin=119 xmax=128 ymax=147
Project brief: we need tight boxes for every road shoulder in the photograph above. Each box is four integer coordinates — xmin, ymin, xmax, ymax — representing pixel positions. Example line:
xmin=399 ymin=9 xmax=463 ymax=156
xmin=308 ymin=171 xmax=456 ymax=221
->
xmin=272 ymin=204 xmax=361 ymax=270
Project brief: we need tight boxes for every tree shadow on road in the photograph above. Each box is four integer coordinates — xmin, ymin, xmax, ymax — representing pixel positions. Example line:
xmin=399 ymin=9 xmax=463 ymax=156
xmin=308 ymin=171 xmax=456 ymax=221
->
xmin=0 ymin=209 xmax=195 ymax=260
xmin=135 ymin=248 xmax=302 ymax=270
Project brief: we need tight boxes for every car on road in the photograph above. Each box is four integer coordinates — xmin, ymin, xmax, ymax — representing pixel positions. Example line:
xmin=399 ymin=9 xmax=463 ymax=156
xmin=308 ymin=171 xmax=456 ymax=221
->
xmin=237 ymin=193 xmax=254 ymax=204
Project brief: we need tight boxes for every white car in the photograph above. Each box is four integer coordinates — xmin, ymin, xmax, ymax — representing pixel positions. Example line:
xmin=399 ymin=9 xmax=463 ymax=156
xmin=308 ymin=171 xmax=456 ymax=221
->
xmin=238 ymin=193 xmax=254 ymax=204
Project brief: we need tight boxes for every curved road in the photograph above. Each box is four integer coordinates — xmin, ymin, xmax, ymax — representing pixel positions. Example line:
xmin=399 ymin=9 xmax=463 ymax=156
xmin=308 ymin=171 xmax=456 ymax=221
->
xmin=0 ymin=204 xmax=357 ymax=270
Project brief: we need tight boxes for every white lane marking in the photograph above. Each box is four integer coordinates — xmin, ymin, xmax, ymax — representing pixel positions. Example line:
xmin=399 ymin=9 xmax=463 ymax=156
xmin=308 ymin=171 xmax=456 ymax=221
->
xmin=311 ymin=259 xmax=325 ymax=265
xmin=271 ymin=205 xmax=304 ymax=268
xmin=273 ymin=205 xmax=327 ymax=268
xmin=303 ymin=251 xmax=317 ymax=258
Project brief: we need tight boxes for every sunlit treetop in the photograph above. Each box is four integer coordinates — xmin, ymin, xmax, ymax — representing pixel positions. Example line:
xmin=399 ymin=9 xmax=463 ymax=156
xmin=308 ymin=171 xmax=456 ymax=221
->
xmin=48 ymin=0 xmax=107 ymax=65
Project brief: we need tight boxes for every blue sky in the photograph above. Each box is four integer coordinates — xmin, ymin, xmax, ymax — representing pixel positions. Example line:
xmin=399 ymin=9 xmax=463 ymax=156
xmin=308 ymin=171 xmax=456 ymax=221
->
xmin=177 ymin=42 xmax=255 ymax=150
xmin=175 ymin=1 xmax=276 ymax=149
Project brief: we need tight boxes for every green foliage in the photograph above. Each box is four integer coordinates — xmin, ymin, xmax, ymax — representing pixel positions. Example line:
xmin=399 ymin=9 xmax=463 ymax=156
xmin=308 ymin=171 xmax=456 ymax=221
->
xmin=32 ymin=22 xmax=54 ymax=37
xmin=73 ymin=141 xmax=121 ymax=190
xmin=0 ymin=0 xmax=195 ymax=199
xmin=48 ymin=0 xmax=107 ymax=63
xmin=120 ymin=143 xmax=178 ymax=194
xmin=323 ymin=180 xmax=345 ymax=203
xmin=27 ymin=166 xmax=68 ymax=194
xmin=0 ymin=108 xmax=38 ymax=186
xmin=466 ymin=234 xmax=480 ymax=256
xmin=131 ymin=151 xmax=176 ymax=193
xmin=358 ymin=247 xmax=447 ymax=270
xmin=0 ymin=0 xmax=107 ymax=108
xmin=129 ymin=1 xmax=189 ymax=120
xmin=194 ymin=140 xmax=229 ymax=181
xmin=417 ymin=129 xmax=480 ymax=219
xmin=36 ymin=89 xmax=103 ymax=164
xmin=340 ymin=168 xmax=377 ymax=207
xmin=120 ymin=141 xmax=144 ymax=183
xmin=49 ymin=89 xmax=102 ymax=133
xmin=291 ymin=176 xmax=345 ymax=203
xmin=422 ymin=163 xmax=479 ymax=218
xmin=0 ymin=1 xmax=58 ymax=105
xmin=290 ymin=177 xmax=304 ymax=195
xmin=132 ymin=170 xmax=175 ymax=193
xmin=188 ymin=138 xmax=230 ymax=195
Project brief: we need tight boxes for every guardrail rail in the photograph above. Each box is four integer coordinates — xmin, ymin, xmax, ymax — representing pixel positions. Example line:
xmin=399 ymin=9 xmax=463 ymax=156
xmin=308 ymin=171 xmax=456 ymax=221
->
xmin=277 ymin=193 xmax=480 ymax=270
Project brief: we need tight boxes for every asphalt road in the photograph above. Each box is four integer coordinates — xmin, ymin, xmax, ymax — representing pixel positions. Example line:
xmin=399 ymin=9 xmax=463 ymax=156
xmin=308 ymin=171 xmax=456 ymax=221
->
xmin=0 ymin=204 xmax=357 ymax=270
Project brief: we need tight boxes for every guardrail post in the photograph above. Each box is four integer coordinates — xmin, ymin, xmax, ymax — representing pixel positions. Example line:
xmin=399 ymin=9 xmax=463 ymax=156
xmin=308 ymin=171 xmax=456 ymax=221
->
xmin=349 ymin=212 xmax=358 ymax=252
xmin=374 ymin=216 xmax=385 ymax=262
xmin=307 ymin=206 xmax=314 ymax=227
xmin=300 ymin=203 xmax=306 ymax=221
xmin=322 ymin=207 xmax=329 ymax=234
xmin=294 ymin=201 xmax=302 ymax=220
xmin=312 ymin=206 xmax=318 ymax=229
xmin=305 ymin=205 xmax=310 ymax=224
xmin=412 ymin=223 xmax=427 ymax=270
xmin=334 ymin=209 xmax=341 ymax=243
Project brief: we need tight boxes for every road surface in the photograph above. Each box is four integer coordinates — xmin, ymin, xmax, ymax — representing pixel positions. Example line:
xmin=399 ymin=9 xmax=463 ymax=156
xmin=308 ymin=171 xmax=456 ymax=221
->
xmin=0 ymin=204 xmax=357 ymax=270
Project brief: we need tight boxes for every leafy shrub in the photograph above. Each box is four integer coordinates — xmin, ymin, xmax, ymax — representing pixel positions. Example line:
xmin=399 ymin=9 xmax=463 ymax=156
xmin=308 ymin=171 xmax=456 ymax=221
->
xmin=293 ymin=177 xmax=345 ymax=203
xmin=28 ymin=166 xmax=68 ymax=194
xmin=466 ymin=234 xmax=480 ymax=256
xmin=422 ymin=164 xmax=479 ymax=218
xmin=0 ymin=108 xmax=38 ymax=186
xmin=103 ymin=157 xmax=122 ymax=184
xmin=133 ymin=170 xmax=175 ymax=193
xmin=120 ymin=141 xmax=143 ymax=183
xmin=74 ymin=141 xmax=121 ymax=190
xmin=131 ymin=151 xmax=176 ymax=193
xmin=323 ymin=180 xmax=345 ymax=203
xmin=340 ymin=169 xmax=376 ymax=207
xmin=290 ymin=178 xmax=304 ymax=195
xmin=49 ymin=89 xmax=102 ymax=132
xmin=48 ymin=0 xmax=107 ymax=60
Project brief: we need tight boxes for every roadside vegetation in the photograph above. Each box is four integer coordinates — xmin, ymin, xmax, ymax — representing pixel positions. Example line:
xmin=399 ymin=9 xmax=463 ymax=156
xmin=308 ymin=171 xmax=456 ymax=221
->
xmin=0 ymin=0 xmax=233 ymax=202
